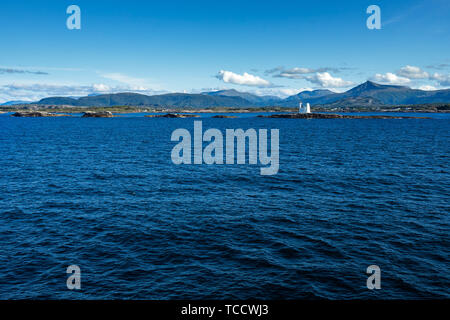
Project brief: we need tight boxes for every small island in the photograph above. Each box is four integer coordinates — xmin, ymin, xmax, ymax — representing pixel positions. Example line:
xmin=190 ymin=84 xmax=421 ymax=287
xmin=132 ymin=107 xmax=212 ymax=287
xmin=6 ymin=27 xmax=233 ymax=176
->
xmin=212 ymin=115 xmax=239 ymax=118
xmin=145 ymin=113 xmax=200 ymax=118
xmin=11 ymin=111 xmax=70 ymax=117
xmin=82 ymin=111 xmax=115 ymax=118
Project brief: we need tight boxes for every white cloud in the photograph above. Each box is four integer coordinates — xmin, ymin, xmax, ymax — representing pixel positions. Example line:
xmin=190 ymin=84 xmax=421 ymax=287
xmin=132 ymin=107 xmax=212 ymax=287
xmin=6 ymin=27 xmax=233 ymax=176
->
xmin=397 ymin=65 xmax=429 ymax=79
xmin=276 ymin=73 xmax=304 ymax=79
xmin=430 ymin=73 xmax=450 ymax=86
xmin=371 ymin=65 xmax=449 ymax=88
xmin=276 ymin=67 xmax=316 ymax=79
xmin=285 ymin=67 xmax=315 ymax=74
xmin=305 ymin=72 xmax=353 ymax=88
xmin=92 ymin=83 xmax=112 ymax=92
xmin=371 ymin=72 xmax=411 ymax=85
xmin=418 ymin=85 xmax=437 ymax=91
xmin=216 ymin=70 xmax=271 ymax=87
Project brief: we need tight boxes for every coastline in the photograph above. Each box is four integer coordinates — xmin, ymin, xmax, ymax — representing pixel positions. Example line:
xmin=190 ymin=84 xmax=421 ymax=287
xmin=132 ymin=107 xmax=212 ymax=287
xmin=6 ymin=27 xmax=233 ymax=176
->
xmin=5 ymin=111 xmax=437 ymax=119
xmin=1 ymin=105 xmax=450 ymax=114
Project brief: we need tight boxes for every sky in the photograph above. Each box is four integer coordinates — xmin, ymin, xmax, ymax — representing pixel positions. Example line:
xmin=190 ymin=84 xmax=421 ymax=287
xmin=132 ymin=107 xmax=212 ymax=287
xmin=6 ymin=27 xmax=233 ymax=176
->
xmin=0 ymin=0 xmax=449 ymax=103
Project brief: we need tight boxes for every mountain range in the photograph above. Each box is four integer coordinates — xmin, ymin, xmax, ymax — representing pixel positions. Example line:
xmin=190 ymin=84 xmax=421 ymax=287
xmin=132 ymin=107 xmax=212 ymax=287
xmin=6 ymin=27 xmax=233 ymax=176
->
xmin=280 ymin=81 xmax=450 ymax=107
xmin=19 ymin=81 xmax=450 ymax=108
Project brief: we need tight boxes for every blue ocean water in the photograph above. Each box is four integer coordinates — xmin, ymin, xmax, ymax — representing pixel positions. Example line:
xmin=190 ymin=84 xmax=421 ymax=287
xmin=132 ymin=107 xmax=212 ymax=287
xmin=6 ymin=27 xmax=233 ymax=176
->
xmin=0 ymin=113 xmax=449 ymax=299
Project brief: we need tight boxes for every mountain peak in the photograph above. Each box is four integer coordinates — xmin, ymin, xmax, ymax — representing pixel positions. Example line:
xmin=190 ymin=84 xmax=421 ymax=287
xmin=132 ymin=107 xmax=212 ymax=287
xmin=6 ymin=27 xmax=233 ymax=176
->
xmin=349 ymin=80 xmax=396 ymax=94
xmin=295 ymin=89 xmax=335 ymax=99
xmin=360 ymin=80 xmax=382 ymax=89
xmin=357 ymin=80 xmax=407 ymax=90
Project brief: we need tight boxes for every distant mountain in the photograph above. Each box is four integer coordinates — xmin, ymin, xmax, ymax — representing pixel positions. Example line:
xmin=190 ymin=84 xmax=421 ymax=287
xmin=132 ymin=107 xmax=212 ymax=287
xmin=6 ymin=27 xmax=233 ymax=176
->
xmin=33 ymin=81 xmax=450 ymax=108
xmin=297 ymin=89 xmax=335 ymax=99
xmin=281 ymin=81 xmax=450 ymax=107
xmin=37 ymin=97 xmax=80 ymax=105
xmin=315 ymin=96 xmax=385 ymax=109
xmin=339 ymin=81 xmax=450 ymax=105
xmin=38 ymin=92 xmax=254 ymax=108
xmin=1 ymin=100 xmax=30 ymax=106
xmin=282 ymin=89 xmax=336 ymax=106
xmin=204 ymin=89 xmax=260 ymax=101
xmin=203 ymin=89 xmax=282 ymax=105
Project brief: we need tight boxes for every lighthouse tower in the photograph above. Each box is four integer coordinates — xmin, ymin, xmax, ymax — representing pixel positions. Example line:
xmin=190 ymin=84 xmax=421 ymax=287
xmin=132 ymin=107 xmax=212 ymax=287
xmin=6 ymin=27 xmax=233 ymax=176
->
xmin=299 ymin=102 xmax=311 ymax=114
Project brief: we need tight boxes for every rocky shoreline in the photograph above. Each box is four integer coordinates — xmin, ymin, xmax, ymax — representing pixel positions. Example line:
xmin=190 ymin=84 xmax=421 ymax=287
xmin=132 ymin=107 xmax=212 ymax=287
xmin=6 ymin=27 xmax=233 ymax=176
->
xmin=258 ymin=113 xmax=431 ymax=119
xmin=8 ymin=111 xmax=432 ymax=119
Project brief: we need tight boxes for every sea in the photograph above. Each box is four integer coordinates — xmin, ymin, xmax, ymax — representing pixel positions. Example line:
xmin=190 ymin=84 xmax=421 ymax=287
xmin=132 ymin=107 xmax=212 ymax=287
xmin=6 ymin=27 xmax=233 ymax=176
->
xmin=0 ymin=112 xmax=448 ymax=299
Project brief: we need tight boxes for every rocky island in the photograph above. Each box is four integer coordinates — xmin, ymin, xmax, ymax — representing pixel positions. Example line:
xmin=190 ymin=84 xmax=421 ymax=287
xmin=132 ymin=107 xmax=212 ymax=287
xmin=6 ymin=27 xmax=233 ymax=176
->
xmin=82 ymin=111 xmax=115 ymax=118
xmin=11 ymin=111 xmax=70 ymax=117
xmin=145 ymin=113 xmax=200 ymax=118
xmin=212 ymin=115 xmax=239 ymax=118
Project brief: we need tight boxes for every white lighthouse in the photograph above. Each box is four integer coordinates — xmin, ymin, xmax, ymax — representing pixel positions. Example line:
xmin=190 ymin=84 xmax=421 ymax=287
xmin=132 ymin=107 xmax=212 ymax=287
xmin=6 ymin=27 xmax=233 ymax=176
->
xmin=299 ymin=102 xmax=311 ymax=114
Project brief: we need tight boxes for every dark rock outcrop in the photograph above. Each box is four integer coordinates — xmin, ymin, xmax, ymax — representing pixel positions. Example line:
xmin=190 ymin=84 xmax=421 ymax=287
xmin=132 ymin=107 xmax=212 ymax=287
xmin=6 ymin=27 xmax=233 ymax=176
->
xmin=212 ymin=115 xmax=238 ymax=118
xmin=145 ymin=113 xmax=200 ymax=118
xmin=82 ymin=111 xmax=115 ymax=118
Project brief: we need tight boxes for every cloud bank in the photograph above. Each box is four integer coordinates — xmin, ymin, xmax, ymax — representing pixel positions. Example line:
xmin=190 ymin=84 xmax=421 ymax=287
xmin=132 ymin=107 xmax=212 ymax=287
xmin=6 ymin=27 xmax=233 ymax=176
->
xmin=397 ymin=65 xmax=429 ymax=79
xmin=263 ymin=66 xmax=354 ymax=89
xmin=430 ymin=73 xmax=450 ymax=86
xmin=371 ymin=65 xmax=450 ymax=87
xmin=0 ymin=83 xmax=165 ymax=103
xmin=371 ymin=72 xmax=411 ymax=85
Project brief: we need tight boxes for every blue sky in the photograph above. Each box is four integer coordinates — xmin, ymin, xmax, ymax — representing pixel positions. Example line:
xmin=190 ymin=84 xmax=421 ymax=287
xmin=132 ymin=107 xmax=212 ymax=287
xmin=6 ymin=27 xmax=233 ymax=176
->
xmin=0 ymin=0 xmax=449 ymax=102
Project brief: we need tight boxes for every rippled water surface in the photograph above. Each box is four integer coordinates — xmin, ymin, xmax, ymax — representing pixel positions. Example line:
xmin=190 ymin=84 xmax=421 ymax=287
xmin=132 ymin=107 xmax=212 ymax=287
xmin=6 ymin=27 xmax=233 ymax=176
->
xmin=0 ymin=113 xmax=449 ymax=299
